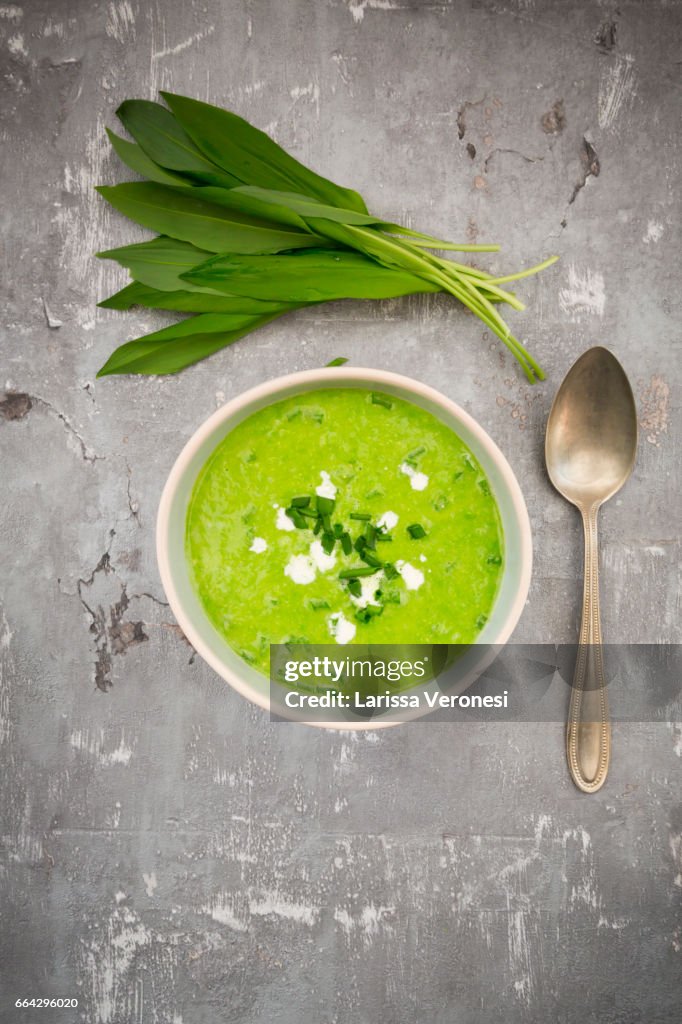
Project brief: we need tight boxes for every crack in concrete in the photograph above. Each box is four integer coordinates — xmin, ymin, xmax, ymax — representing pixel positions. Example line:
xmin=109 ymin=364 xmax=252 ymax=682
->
xmin=546 ymin=137 xmax=602 ymax=237
xmin=132 ymin=592 xmax=170 ymax=608
xmin=76 ymin=538 xmax=148 ymax=692
xmin=483 ymin=148 xmax=545 ymax=173
xmin=567 ymin=137 xmax=600 ymax=207
xmin=456 ymin=96 xmax=486 ymax=140
xmin=1 ymin=390 xmax=101 ymax=463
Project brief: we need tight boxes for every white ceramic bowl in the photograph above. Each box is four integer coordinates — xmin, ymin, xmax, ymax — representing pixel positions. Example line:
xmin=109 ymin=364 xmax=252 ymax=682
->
xmin=157 ymin=368 xmax=532 ymax=727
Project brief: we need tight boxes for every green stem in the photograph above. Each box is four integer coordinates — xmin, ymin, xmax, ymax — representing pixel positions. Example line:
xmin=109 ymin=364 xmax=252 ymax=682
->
xmin=401 ymin=243 xmax=526 ymax=311
xmin=377 ymin=224 xmax=501 ymax=252
xmin=482 ymin=255 xmax=559 ymax=285
xmin=405 ymin=247 xmax=543 ymax=380
xmin=308 ymin=219 xmax=544 ymax=381
xmin=385 ymin=237 xmax=538 ymax=380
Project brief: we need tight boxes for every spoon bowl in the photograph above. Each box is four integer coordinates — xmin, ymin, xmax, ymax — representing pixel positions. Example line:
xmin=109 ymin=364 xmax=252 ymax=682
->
xmin=546 ymin=347 xmax=638 ymax=508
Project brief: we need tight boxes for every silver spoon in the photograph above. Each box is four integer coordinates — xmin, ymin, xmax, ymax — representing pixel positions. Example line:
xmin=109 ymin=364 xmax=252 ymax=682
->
xmin=545 ymin=347 xmax=637 ymax=792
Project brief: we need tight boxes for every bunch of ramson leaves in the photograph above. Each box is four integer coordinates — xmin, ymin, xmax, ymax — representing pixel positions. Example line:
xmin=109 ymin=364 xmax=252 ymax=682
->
xmin=96 ymin=92 xmax=557 ymax=379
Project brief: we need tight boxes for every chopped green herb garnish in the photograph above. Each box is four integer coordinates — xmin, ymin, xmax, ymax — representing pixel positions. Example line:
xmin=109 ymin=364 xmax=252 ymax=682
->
xmin=407 ymin=523 xmax=427 ymax=539
xmin=487 ymin=553 xmax=502 ymax=565
xmin=355 ymin=604 xmax=384 ymax=624
xmin=407 ymin=445 xmax=426 ymax=459
xmin=376 ymin=532 xmax=392 ymax=542
xmin=433 ymin=494 xmax=449 ymax=511
xmin=313 ymin=518 xmax=323 ymax=535
xmin=354 ymin=535 xmax=367 ymax=553
xmin=475 ymin=614 xmax=488 ymax=630
xmin=321 ymin=532 xmax=336 ymax=555
xmin=333 ymin=522 xmax=344 ymax=538
xmin=309 ymin=598 xmax=330 ymax=610
xmin=384 ymin=563 xmax=399 ymax=580
xmin=371 ymin=392 xmax=393 ymax=409
xmin=347 ymin=579 xmax=362 ymax=597
xmin=364 ymin=523 xmax=377 ymax=549
xmin=287 ymin=508 xmax=309 ymax=529
xmin=316 ymin=495 xmax=335 ymax=515
xmin=361 ymin=549 xmax=382 ymax=568
xmin=339 ymin=566 xmax=381 ymax=579
xmin=321 ymin=513 xmax=332 ymax=534
xmin=291 ymin=495 xmax=311 ymax=508
xmin=350 ymin=512 xmax=371 ymax=521
xmin=365 ymin=487 xmax=384 ymax=499
xmin=341 ymin=532 xmax=353 ymax=556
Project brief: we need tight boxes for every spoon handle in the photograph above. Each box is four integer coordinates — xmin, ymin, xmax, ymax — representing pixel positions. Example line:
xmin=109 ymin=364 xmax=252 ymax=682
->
xmin=567 ymin=504 xmax=610 ymax=792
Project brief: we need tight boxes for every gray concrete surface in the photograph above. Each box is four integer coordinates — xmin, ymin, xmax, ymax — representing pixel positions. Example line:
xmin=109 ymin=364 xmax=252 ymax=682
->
xmin=1 ymin=0 xmax=680 ymax=1021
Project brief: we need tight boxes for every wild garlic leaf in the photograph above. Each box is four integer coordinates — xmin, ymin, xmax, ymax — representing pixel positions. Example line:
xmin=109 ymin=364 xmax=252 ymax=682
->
xmin=98 ymin=281 xmax=149 ymax=310
xmin=96 ymin=183 xmax=323 ymax=254
xmin=96 ymin=236 xmax=222 ymax=292
xmin=123 ymin=311 xmax=279 ymax=338
xmin=116 ymin=100 xmax=240 ymax=188
xmin=161 ymin=92 xmax=369 ymax=214
xmin=97 ymin=312 xmax=283 ymax=377
xmin=231 ymin=186 xmax=381 ymax=226
xmin=182 ymin=250 xmax=440 ymax=302
xmin=105 ymin=129 xmax=188 ymax=187
xmin=162 ymin=184 xmax=310 ymax=232
xmin=153 ymin=182 xmax=383 ymax=238
xmin=98 ymin=281 xmax=297 ymax=314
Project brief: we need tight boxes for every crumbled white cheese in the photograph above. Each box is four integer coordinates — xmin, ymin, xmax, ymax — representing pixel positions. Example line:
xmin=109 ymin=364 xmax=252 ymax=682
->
xmin=309 ymin=538 xmax=336 ymax=573
xmin=419 ymin=554 xmax=427 ymax=563
xmin=284 ymin=554 xmax=316 ymax=585
xmin=348 ymin=570 xmax=383 ymax=610
xmin=315 ymin=470 xmax=337 ymax=499
xmin=400 ymin=462 xmax=429 ymax=491
xmin=396 ymin=560 xmax=425 ymax=590
xmin=328 ymin=611 xmax=356 ymax=645
xmin=276 ymin=506 xmax=295 ymax=531
xmin=249 ymin=537 xmax=267 ymax=554
xmin=377 ymin=510 xmax=398 ymax=532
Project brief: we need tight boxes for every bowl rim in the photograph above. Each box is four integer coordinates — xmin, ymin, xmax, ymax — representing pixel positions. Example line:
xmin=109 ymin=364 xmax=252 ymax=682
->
xmin=157 ymin=366 xmax=532 ymax=725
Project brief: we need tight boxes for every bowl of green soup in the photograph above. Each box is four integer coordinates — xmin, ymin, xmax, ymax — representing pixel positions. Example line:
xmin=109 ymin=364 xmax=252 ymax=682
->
xmin=157 ymin=368 xmax=531 ymax=725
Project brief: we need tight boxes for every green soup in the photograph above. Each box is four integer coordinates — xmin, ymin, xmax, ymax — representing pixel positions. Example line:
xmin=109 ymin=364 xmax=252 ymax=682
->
xmin=186 ymin=388 xmax=504 ymax=674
